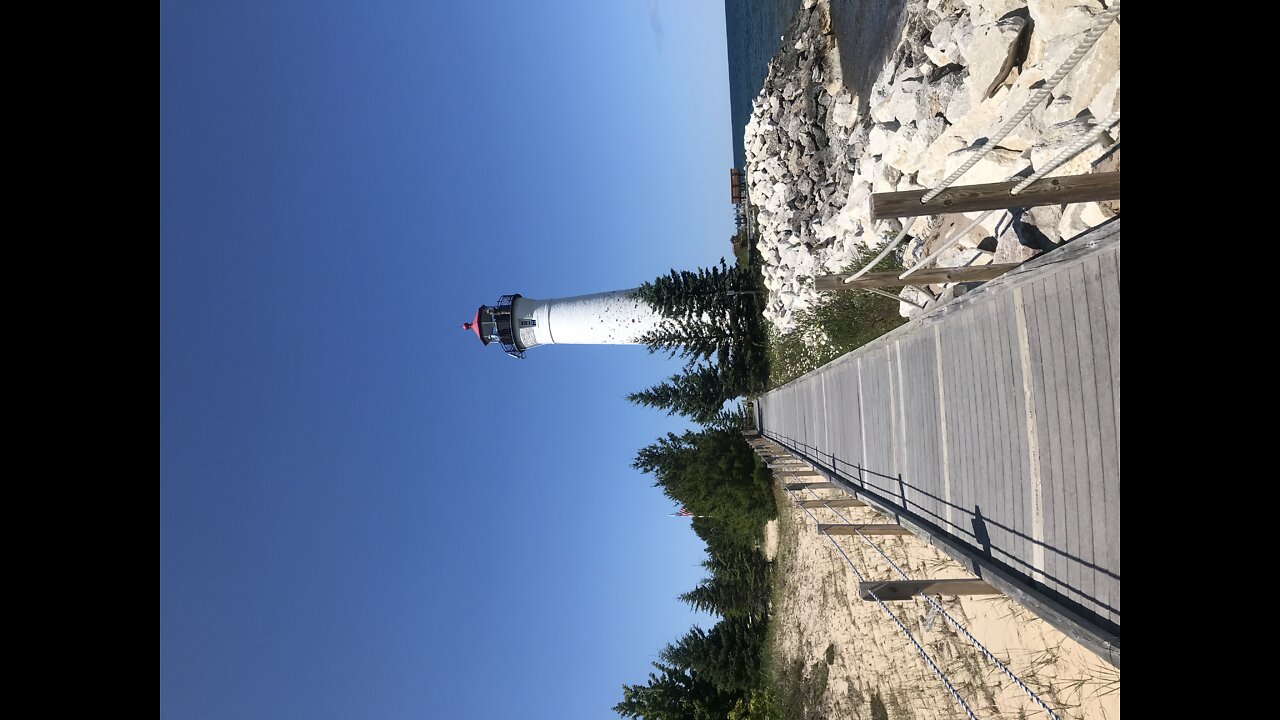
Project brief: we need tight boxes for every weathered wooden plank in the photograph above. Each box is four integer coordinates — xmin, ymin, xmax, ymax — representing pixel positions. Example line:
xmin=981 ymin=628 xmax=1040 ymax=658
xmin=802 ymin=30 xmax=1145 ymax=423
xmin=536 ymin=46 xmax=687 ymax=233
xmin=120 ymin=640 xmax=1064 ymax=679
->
xmin=818 ymin=523 xmax=913 ymax=536
xmin=1098 ymin=249 xmax=1122 ymax=622
xmin=977 ymin=302 xmax=1013 ymax=564
xmin=862 ymin=349 xmax=893 ymax=495
xmin=860 ymin=579 xmax=999 ymax=601
xmin=871 ymin=172 xmax=1121 ymax=219
xmin=825 ymin=368 xmax=849 ymax=477
xmin=854 ymin=357 xmax=868 ymax=487
xmin=977 ymin=304 xmax=1005 ymax=556
xmin=1025 ymin=280 xmax=1061 ymax=596
xmin=965 ymin=306 xmax=988 ymax=549
xmin=907 ymin=331 xmax=943 ymax=527
xmin=886 ymin=343 xmax=901 ymax=487
xmin=1039 ymin=274 xmax=1080 ymax=607
xmin=798 ymin=498 xmax=868 ymax=508
xmin=757 ymin=224 xmax=1120 ymax=660
xmin=933 ymin=325 xmax=956 ymax=535
xmin=1077 ymin=256 xmax=1114 ymax=621
xmin=994 ymin=294 xmax=1029 ymax=570
xmin=944 ymin=320 xmax=971 ymax=540
xmin=899 ymin=334 xmax=923 ymax=516
xmin=842 ymin=365 xmax=864 ymax=477
xmin=785 ymin=481 xmax=839 ymax=491
xmin=814 ymin=264 xmax=1023 ymax=291
xmin=1055 ymin=266 xmax=1096 ymax=610
xmin=1075 ymin=259 xmax=1113 ymax=620
xmin=955 ymin=308 xmax=980 ymax=545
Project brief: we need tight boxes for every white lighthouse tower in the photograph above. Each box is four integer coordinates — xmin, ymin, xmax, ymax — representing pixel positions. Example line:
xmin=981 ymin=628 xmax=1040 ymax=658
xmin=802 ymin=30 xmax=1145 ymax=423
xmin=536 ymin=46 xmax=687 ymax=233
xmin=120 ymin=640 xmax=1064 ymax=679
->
xmin=462 ymin=289 xmax=667 ymax=358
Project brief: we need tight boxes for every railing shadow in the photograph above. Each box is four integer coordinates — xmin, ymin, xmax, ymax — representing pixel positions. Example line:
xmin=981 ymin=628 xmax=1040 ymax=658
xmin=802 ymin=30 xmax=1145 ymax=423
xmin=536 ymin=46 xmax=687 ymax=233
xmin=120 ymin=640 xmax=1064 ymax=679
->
xmin=759 ymin=429 xmax=1121 ymax=625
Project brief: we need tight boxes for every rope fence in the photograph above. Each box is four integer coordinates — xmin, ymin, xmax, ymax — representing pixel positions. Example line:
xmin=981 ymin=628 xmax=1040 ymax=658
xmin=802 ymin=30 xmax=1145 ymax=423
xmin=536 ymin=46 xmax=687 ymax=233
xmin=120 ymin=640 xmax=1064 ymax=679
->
xmin=843 ymin=1 xmax=1121 ymax=300
xmin=756 ymin=433 xmax=1069 ymax=720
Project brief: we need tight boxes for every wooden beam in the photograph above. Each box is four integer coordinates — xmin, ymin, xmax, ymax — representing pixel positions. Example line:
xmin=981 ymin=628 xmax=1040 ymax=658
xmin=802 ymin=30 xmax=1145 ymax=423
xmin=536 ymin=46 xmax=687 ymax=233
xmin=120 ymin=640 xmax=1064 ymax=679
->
xmin=778 ymin=472 xmax=824 ymax=480
xmin=871 ymin=172 xmax=1120 ymax=219
xmin=798 ymin=498 xmax=867 ymax=508
xmin=814 ymin=264 xmax=1021 ymax=291
xmin=859 ymin=579 xmax=999 ymax=601
xmin=785 ymin=481 xmax=839 ymax=491
xmin=817 ymin=523 xmax=912 ymax=536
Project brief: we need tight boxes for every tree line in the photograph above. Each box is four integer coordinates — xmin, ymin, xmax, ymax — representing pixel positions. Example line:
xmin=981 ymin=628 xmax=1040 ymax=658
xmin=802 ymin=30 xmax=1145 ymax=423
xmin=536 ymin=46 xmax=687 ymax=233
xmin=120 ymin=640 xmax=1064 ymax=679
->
xmin=615 ymin=251 xmax=781 ymax=719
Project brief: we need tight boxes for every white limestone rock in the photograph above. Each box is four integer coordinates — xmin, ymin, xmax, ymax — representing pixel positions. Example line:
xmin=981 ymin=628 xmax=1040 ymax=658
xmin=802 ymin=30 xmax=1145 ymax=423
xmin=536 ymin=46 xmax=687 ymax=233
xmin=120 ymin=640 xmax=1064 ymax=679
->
xmin=831 ymin=96 xmax=859 ymax=128
xmin=928 ymin=144 xmax=1025 ymax=189
xmin=925 ymin=15 xmax=967 ymax=67
xmin=1054 ymin=22 xmax=1120 ymax=119
xmin=868 ymin=122 xmax=897 ymax=157
xmin=1058 ymin=201 xmax=1110 ymax=240
xmin=960 ymin=0 xmax=1026 ymax=25
xmin=894 ymin=116 xmax=948 ymax=175
xmin=1088 ymin=69 xmax=1120 ymax=121
xmin=1029 ymin=114 xmax=1112 ymax=178
xmin=887 ymin=77 xmax=926 ymax=124
xmin=1042 ymin=93 xmax=1081 ymax=126
xmin=961 ymin=15 xmax=1029 ymax=109
xmin=1026 ymin=0 xmax=1101 ymax=68
xmin=899 ymin=286 xmax=933 ymax=318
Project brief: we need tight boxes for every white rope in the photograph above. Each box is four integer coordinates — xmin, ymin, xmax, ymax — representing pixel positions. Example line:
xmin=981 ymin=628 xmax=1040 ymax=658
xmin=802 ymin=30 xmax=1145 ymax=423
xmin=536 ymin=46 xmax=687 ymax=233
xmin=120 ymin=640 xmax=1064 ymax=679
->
xmin=899 ymin=209 xmax=1001 ymax=280
xmin=920 ymin=1 xmax=1122 ymax=203
xmin=842 ymin=217 xmax=917 ymax=283
xmin=804 ymin=487 xmax=1063 ymax=720
xmin=899 ymin=105 xmax=1119 ymax=279
xmin=785 ymin=484 xmax=981 ymax=720
xmin=864 ymin=285 xmax=927 ymax=309
xmin=1011 ymin=109 xmax=1121 ymax=194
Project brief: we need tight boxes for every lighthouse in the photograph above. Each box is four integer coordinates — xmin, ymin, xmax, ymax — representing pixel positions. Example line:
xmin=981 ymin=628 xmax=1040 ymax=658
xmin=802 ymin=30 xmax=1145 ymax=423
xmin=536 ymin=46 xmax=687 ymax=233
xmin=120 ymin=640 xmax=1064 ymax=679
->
xmin=462 ymin=290 xmax=667 ymax=358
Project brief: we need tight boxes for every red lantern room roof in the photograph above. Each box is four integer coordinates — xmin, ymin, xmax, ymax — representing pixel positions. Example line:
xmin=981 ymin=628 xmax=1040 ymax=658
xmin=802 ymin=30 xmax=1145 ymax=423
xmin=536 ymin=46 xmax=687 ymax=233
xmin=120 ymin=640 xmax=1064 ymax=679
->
xmin=461 ymin=306 xmax=490 ymax=345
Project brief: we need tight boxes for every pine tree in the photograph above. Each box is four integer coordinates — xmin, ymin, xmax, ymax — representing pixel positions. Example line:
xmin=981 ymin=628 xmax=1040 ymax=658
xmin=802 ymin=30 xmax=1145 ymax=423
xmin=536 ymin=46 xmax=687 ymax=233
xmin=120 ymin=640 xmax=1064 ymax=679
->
xmin=632 ymin=428 xmax=776 ymax=546
xmin=635 ymin=256 xmax=767 ymax=398
xmin=626 ymin=364 xmax=730 ymax=425
xmin=613 ymin=661 xmax=735 ymax=720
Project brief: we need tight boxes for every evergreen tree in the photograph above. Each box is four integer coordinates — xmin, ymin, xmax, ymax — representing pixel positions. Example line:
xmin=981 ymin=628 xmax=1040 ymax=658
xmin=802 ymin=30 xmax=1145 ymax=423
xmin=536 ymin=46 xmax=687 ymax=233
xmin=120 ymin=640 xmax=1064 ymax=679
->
xmin=626 ymin=364 xmax=730 ymax=425
xmin=633 ymin=428 xmax=776 ymax=546
xmin=657 ymin=619 xmax=765 ymax=694
xmin=613 ymin=661 xmax=734 ymax=720
xmin=637 ymin=256 xmax=767 ymax=395
xmin=678 ymin=547 xmax=770 ymax=621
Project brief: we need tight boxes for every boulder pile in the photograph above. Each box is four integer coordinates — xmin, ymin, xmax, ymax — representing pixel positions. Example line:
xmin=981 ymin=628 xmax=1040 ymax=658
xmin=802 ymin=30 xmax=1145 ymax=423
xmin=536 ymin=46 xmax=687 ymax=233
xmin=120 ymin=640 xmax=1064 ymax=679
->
xmin=745 ymin=0 xmax=1119 ymax=329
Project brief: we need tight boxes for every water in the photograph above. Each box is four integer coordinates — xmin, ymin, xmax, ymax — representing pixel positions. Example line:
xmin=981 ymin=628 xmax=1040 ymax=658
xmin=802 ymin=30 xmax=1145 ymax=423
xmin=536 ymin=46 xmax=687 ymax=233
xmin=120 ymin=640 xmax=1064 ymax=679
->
xmin=724 ymin=0 xmax=907 ymax=169
xmin=724 ymin=0 xmax=805 ymax=170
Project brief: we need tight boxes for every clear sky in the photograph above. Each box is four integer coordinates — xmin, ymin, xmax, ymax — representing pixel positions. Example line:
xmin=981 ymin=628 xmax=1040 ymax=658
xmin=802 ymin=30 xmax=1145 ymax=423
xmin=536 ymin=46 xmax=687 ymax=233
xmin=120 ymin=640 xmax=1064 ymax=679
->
xmin=160 ymin=1 xmax=740 ymax=718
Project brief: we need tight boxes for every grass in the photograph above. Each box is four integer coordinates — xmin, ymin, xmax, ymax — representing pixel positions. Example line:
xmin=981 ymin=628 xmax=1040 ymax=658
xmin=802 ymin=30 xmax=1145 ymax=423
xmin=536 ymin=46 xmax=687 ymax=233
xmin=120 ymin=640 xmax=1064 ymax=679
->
xmin=763 ymin=242 xmax=909 ymax=388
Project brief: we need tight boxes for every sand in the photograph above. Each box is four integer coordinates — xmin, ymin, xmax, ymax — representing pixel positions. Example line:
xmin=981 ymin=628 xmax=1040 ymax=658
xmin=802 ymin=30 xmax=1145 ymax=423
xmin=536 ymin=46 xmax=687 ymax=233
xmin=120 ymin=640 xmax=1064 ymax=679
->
xmin=769 ymin=485 xmax=1119 ymax=719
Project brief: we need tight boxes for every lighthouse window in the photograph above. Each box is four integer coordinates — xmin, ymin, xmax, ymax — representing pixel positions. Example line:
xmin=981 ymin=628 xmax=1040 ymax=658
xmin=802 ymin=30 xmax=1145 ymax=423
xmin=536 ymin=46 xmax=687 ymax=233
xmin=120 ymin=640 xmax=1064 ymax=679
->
xmin=520 ymin=319 xmax=537 ymax=328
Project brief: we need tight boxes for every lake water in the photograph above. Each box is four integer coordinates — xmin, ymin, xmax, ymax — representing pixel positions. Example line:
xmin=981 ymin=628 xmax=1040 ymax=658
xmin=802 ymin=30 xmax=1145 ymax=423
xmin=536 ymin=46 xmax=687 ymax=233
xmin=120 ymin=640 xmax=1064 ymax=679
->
xmin=724 ymin=0 xmax=907 ymax=168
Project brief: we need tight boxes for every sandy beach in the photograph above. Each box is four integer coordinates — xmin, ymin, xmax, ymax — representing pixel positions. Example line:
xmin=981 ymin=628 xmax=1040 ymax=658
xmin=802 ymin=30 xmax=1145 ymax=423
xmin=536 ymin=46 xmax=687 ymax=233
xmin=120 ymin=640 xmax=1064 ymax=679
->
xmin=766 ymin=482 xmax=1119 ymax=719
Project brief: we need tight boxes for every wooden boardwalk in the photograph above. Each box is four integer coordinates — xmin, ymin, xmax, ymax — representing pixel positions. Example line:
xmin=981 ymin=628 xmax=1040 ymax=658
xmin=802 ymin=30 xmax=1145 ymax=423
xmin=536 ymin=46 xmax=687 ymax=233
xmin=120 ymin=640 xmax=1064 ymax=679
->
xmin=757 ymin=219 xmax=1120 ymax=665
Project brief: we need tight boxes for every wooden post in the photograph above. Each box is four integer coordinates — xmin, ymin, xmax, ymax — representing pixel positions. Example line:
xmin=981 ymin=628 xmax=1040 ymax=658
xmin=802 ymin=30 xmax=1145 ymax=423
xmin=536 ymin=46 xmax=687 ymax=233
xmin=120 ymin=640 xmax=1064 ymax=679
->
xmin=797 ymin=498 xmax=867 ymax=508
xmin=814 ymin=264 xmax=1021 ymax=291
xmin=871 ymin=172 xmax=1120 ymax=219
xmin=859 ymin=579 xmax=999 ymax=601
xmin=785 ymin=481 xmax=839 ymax=491
xmin=817 ymin=523 xmax=912 ymax=535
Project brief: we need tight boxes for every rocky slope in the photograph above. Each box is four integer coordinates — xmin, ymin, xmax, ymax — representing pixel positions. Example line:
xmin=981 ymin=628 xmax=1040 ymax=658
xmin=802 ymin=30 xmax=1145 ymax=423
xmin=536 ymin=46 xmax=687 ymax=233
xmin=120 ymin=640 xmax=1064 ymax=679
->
xmin=744 ymin=0 xmax=1119 ymax=330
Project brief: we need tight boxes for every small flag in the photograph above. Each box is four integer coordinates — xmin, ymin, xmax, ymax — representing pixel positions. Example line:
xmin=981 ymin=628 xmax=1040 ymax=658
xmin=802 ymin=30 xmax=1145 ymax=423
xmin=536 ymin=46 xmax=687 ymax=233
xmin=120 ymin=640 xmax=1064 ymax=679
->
xmin=669 ymin=507 xmax=706 ymax=518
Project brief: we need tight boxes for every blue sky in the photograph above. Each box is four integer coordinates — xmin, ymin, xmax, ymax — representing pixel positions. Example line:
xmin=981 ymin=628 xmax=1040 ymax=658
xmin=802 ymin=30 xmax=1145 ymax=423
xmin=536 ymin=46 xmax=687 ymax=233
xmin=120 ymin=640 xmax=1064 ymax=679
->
xmin=160 ymin=2 xmax=741 ymax=718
